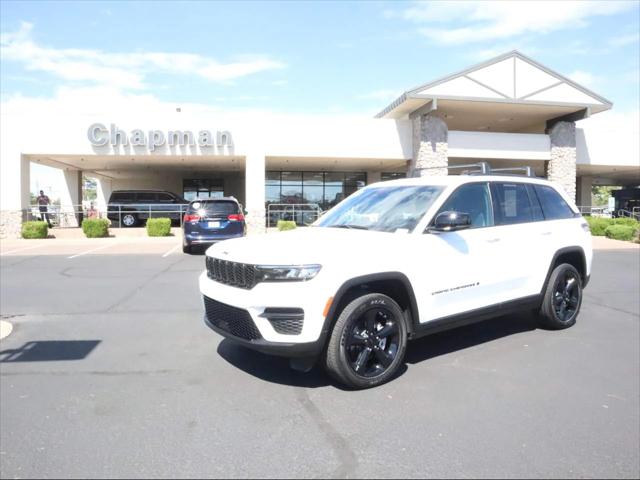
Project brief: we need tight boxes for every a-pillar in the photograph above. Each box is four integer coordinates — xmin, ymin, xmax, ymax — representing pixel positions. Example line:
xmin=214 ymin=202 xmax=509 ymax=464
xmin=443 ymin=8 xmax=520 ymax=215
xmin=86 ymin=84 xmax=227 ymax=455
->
xmin=244 ymin=152 xmax=266 ymax=234
xmin=410 ymin=114 xmax=448 ymax=177
xmin=575 ymin=175 xmax=593 ymax=209
xmin=547 ymin=121 xmax=577 ymax=201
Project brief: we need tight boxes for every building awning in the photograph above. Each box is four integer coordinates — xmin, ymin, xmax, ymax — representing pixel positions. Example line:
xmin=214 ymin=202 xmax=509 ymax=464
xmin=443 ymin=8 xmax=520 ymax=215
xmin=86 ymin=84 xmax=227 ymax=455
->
xmin=376 ymin=51 xmax=613 ymax=125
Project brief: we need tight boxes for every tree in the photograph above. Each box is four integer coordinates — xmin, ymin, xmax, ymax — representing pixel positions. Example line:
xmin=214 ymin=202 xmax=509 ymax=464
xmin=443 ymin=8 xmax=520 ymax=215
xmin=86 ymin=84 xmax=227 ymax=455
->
xmin=592 ymin=186 xmax=621 ymax=206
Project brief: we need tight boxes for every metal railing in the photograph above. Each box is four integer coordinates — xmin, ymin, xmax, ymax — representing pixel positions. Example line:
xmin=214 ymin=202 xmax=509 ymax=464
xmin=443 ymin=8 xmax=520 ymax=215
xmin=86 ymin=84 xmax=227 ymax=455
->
xmin=28 ymin=203 xmax=188 ymax=228
xmin=266 ymin=203 xmax=323 ymax=228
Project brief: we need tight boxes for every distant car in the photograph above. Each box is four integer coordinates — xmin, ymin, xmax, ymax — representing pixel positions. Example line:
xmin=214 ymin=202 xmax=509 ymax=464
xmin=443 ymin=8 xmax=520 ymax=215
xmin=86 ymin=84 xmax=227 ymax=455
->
xmin=590 ymin=207 xmax=612 ymax=218
xmin=182 ymin=198 xmax=246 ymax=254
xmin=107 ymin=190 xmax=188 ymax=227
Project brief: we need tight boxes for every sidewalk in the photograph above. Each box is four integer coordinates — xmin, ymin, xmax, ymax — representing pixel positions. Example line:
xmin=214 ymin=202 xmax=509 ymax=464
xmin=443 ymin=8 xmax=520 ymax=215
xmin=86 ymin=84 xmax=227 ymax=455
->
xmin=591 ymin=236 xmax=640 ymax=250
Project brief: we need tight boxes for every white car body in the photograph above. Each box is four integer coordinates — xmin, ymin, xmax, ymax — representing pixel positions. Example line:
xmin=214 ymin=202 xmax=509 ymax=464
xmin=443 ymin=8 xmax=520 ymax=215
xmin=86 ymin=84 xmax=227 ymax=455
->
xmin=199 ymin=175 xmax=592 ymax=360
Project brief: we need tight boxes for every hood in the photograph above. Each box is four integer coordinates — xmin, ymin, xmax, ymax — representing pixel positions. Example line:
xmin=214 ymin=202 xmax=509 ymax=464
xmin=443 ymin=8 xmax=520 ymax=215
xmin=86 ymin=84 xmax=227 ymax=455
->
xmin=205 ymin=227 xmax=403 ymax=265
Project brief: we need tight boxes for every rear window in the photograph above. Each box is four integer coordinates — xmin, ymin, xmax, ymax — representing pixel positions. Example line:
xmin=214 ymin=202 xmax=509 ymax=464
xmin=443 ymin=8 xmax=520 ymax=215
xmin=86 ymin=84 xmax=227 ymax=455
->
xmin=189 ymin=201 xmax=239 ymax=215
xmin=534 ymin=185 xmax=575 ymax=220
xmin=110 ymin=192 xmax=134 ymax=202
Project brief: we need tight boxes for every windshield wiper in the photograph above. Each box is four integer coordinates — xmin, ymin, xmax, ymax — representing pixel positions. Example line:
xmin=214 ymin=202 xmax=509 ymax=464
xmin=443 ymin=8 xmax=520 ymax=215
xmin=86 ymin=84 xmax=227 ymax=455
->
xmin=332 ymin=224 xmax=370 ymax=230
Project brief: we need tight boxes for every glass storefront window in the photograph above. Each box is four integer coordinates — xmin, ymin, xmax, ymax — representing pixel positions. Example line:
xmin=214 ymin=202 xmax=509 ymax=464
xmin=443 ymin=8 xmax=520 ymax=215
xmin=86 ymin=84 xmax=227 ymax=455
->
xmin=183 ymin=179 xmax=224 ymax=200
xmin=265 ymin=170 xmax=367 ymax=223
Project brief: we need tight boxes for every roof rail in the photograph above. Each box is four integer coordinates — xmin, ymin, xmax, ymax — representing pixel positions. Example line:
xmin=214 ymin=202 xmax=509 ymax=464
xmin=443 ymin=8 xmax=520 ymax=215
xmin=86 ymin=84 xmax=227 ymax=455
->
xmin=446 ymin=162 xmax=537 ymax=177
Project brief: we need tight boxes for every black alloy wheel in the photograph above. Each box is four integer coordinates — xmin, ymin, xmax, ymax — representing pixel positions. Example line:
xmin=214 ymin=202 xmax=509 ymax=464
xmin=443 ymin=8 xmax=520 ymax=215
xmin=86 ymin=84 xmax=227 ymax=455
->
xmin=552 ymin=269 xmax=580 ymax=323
xmin=325 ymin=293 xmax=407 ymax=389
xmin=345 ymin=306 xmax=401 ymax=378
xmin=537 ymin=263 xmax=583 ymax=329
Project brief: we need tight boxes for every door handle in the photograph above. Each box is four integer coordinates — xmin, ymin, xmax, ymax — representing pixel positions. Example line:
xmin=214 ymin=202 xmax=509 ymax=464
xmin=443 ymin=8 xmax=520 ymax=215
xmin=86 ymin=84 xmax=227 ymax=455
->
xmin=486 ymin=238 xmax=500 ymax=243
xmin=541 ymin=231 xmax=552 ymax=236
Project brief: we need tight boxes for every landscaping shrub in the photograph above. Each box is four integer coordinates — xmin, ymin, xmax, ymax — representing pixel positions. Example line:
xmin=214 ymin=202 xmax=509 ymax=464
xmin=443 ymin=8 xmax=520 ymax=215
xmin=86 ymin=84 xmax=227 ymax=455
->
xmin=146 ymin=218 xmax=172 ymax=236
xmin=82 ymin=218 xmax=110 ymax=238
xmin=277 ymin=220 xmax=296 ymax=231
xmin=612 ymin=217 xmax=640 ymax=228
xmin=585 ymin=216 xmax=612 ymax=236
xmin=604 ymin=224 xmax=636 ymax=242
xmin=21 ymin=221 xmax=48 ymax=239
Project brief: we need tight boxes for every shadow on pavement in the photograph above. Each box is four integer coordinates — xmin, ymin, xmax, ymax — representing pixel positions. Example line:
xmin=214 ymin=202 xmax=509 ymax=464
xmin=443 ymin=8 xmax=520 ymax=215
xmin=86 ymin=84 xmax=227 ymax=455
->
xmin=217 ymin=313 xmax=538 ymax=388
xmin=0 ymin=340 xmax=101 ymax=362
xmin=405 ymin=312 xmax=538 ymax=364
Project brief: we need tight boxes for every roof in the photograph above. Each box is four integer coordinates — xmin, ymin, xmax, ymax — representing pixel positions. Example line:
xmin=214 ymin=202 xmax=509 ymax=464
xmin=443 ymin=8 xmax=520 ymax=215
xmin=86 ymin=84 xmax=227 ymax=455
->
xmin=376 ymin=51 xmax=613 ymax=119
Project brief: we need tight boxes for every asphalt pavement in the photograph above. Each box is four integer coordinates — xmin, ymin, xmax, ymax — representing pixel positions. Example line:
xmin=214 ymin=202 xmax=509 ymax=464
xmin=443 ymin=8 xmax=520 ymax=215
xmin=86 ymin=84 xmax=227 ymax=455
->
xmin=0 ymin=246 xmax=638 ymax=478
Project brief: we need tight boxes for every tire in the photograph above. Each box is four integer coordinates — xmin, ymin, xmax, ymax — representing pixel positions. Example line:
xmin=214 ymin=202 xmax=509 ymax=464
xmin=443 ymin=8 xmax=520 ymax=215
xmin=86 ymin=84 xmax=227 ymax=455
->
xmin=182 ymin=244 xmax=191 ymax=254
xmin=536 ymin=263 xmax=583 ymax=330
xmin=121 ymin=213 xmax=138 ymax=227
xmin=325 ymin=293 xmax=407 ymax=389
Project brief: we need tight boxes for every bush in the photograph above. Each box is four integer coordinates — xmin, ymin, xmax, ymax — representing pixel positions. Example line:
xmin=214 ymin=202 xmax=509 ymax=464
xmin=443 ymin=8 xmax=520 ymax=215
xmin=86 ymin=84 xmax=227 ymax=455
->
xmin=82 ymin=218 xmax=110 ymax=238
xmin=585 ymin=216 xmax=612 ymax=236
xmin=277 ymin=220 xmax=296 ymax=231
xmin=612 ymin=217 xmax=640 ymax=228
xmin=604 ymin=224 xmax=636 ymax=242
xmin=21 ymin=221 xmax=48 ymax=239
xmin=146 ymin=218 xmax=172 ymax=236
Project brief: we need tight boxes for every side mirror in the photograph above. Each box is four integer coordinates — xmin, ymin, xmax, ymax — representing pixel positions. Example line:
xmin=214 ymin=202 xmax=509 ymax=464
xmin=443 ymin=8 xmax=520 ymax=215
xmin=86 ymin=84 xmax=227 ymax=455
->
xmin=431 ymin=211 xmax=471 ymax=232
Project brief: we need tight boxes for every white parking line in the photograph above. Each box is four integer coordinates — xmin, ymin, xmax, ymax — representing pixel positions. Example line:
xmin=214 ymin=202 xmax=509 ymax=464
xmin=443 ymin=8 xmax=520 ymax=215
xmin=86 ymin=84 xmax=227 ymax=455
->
xmin=1 ymin=244 xmax=48 ymax=256
xmin=68 ymin=243 xmax=117 ymax=259
xmin=162 ymin=244 xmax=181 ymax=257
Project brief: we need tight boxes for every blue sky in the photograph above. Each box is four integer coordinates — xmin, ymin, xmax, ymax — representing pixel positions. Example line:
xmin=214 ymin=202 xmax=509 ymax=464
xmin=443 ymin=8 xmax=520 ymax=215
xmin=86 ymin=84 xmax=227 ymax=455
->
xmin=1 ymin=0 xmax=639 ymax=115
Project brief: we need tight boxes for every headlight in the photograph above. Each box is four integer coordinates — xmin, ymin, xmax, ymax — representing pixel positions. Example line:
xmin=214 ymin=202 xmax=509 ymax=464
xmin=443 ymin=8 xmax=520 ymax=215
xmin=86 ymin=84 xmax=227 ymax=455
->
xmin=256 ymin=264 xmax=322 ymax=282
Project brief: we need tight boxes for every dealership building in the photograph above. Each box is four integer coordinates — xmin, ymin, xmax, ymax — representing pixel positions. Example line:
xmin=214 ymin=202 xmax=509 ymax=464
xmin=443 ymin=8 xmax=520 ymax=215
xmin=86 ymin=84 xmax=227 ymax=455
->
xmin=1 ymin=51 xmax=639 ymax=237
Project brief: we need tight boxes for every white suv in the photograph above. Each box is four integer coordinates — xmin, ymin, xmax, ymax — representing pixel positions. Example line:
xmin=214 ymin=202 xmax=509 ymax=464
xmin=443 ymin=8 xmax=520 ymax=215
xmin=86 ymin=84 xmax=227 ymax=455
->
xmin=199 ymin=173 xmax=592 ymax=388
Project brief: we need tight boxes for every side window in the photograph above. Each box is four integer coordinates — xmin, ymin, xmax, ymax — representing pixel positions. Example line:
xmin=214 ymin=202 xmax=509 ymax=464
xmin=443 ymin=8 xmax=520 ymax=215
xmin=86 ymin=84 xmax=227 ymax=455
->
xmin=157 ymin=193 xmax=175 ymax=203
xmin=490 ymin=182 xmax=533 ymax=225
xmin=137 ymin=192 xmax=156 ymax=203
xmin=437 ymin=183 xmax=493 ymax=228
xmin=526 ymin=184 xmax=545 ymax=221
xmin=110 ymin=192 xmax=133 ymax=203
xmin=534 ymin=185 xmax=575 ymax=220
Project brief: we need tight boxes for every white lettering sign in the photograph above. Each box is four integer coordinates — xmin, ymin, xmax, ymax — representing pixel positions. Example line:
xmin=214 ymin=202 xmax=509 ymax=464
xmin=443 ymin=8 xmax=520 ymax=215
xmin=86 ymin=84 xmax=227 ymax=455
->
xmin=87 ymin=123 xmax=233 ymax=152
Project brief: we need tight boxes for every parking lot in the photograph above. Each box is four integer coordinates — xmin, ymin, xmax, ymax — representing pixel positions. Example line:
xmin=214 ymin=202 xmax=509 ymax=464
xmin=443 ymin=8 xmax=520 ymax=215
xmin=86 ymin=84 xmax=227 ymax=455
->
xmin=0 ymin=239 xmax=639 ymax=478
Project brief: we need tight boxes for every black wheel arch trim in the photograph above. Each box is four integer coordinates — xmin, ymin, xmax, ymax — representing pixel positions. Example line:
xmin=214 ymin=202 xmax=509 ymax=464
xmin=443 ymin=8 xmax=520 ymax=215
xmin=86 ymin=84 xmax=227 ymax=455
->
xmin=321 ymin=272 xmax=421 ymax=339
xmin=541 ymin=246 xmax=589 ymax=292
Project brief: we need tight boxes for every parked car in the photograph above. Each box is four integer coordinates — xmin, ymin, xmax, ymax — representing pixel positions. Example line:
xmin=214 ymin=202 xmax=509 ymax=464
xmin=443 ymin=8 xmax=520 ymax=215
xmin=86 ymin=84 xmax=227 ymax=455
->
xmin=183 ymin=197 xmax=246 ymax=254
xmin=199 ymin=170 xmax=592 ymax=389
xmin=106 ymin=190 xmax=188 ymax=227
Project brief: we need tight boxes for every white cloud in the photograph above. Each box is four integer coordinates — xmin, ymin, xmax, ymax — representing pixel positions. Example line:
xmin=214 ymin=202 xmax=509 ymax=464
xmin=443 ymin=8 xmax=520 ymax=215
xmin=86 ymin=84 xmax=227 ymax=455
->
xmin=1 ymin=22 xmax=286 ymax=90
xmin=390 ymin=1 xmax=636 ymax=44
xmin=609 ymin=32 xmax=640 ymax=47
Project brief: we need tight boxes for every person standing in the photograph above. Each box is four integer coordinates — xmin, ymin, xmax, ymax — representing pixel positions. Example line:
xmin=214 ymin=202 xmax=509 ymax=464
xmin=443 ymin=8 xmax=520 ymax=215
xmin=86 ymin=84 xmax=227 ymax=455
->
xmin=36 ymin=190 xmax=52 ymax=228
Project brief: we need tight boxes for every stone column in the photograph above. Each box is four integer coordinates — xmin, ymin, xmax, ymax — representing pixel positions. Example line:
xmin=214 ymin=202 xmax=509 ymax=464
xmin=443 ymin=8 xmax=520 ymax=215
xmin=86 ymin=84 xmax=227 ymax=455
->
xmin=410 ymin=114 xmax=448 ymax=177
xmin=547 ymin=121 xmax=577 ymax=201
xmin=244 ymin=152 xmax=266 ymax=234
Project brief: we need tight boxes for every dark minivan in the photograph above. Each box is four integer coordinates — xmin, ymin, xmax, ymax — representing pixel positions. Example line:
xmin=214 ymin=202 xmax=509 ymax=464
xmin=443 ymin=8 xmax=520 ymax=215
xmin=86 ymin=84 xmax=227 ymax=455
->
xmin=107 ymin=190 xmax=189 ymax=227
xmin=182 ymin=198 xmax=246 ymax=253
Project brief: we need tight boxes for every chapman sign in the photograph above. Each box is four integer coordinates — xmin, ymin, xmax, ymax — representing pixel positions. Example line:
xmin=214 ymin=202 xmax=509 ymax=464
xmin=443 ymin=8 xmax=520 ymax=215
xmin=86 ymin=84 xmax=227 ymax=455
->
xmin=87 ymin=123 xmax=233 ymax=153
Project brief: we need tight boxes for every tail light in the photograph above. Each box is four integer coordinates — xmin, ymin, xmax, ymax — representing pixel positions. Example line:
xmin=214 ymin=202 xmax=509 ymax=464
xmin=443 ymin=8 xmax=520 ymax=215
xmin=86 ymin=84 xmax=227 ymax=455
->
xmin=184 ymin=214 xmax=200 ymax=222
xmin=228 ymin=213 xmax=245 ymax=222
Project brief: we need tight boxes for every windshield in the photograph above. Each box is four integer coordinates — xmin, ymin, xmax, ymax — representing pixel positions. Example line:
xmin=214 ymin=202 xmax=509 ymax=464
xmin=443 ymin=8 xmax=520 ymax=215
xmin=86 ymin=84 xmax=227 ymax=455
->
xmin=316 ymin=185 xmax=444 ymax=232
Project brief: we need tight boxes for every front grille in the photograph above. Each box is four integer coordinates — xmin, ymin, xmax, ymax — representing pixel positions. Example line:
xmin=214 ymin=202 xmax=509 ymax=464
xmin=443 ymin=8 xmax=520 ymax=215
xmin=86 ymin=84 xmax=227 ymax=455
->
xmin=206 ymin=257 xmax=258 ymax=289
xmin=203 ymin=296 xmax=262 ymax=341
xmin=260 ymin=308 xmax=304 ymax=335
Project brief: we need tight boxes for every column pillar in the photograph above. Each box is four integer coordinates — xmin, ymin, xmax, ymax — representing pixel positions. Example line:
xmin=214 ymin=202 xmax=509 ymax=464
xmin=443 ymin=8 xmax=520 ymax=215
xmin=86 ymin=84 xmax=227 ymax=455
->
xmin=547 ymin=121 xmax=577 ymax=201
xmin=367 ymin=171 xmax=381 ymax=184
xmin=62 ymin=169 xmax=82 ymax=227
xmin=576 ymin=175 xmax=593 ymax=209
xmin=410 ymin=114 xmax=448 ymax=177
xmin=244 ymin=152 xmax=266 ymax=234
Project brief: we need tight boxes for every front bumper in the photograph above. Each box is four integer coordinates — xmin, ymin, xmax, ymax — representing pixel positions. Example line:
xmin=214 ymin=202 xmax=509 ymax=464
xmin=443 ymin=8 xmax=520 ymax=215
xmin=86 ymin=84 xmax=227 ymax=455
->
xmin=199 ymin=270 xmax=335 ymax=353
xmin=203 ymin=313 xmax=325 ymax=358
